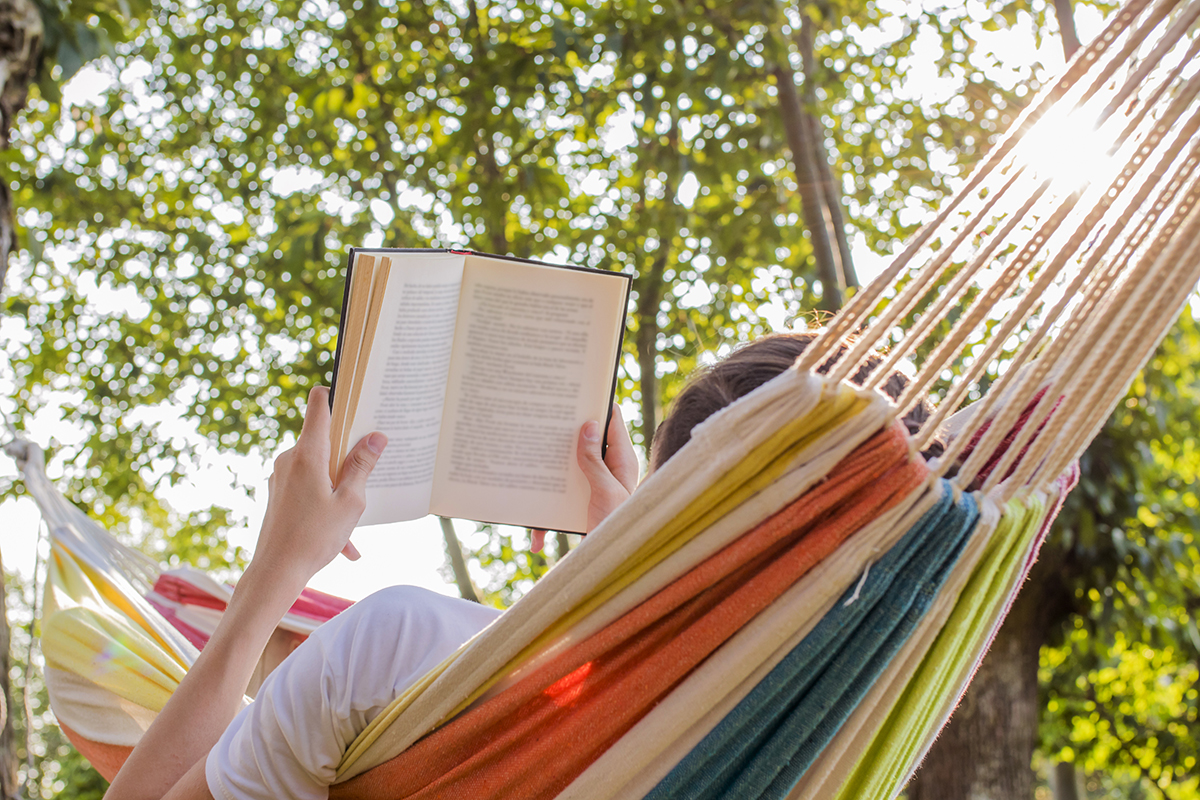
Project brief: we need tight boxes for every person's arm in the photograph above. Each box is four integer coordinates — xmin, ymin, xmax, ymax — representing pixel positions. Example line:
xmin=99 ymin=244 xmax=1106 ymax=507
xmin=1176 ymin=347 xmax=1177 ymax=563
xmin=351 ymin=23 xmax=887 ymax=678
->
xmin=531 ymin=403 xmax=638 ymax=553
xmin=106 ymin=386 xmax=386 ymax=800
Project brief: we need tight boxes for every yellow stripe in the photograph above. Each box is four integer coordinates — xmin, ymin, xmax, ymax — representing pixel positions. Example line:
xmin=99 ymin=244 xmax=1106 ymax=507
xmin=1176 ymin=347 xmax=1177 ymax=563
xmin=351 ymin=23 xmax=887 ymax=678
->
xmin=42 ymin=546 xmax=188 ymax=715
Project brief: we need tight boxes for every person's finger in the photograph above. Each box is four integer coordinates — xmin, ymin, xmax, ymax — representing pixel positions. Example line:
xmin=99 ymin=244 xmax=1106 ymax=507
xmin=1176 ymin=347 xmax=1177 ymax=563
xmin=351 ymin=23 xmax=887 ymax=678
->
xmin=603 ymin=404 xmax=639 ymax=493
xmin=577 ymin=420 xmax=618 ymax=486
xmin=298 ymin=387 xmax=332 ymax=453
xmin=577 ymin=419 xmax=630 ymax=505
xmin=341 ymin=540 xmax=362 ymax=561
xmin=530 ymin=529 xmax=547 ymax=553
xmin=335 ymin=432 xmax=387 ymax=494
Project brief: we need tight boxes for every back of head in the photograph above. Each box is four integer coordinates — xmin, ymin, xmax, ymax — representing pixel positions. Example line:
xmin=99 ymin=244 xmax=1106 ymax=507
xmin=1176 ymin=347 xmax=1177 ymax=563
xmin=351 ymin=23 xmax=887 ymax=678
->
xmin=650 ymin=332 xmax=937 ymax=470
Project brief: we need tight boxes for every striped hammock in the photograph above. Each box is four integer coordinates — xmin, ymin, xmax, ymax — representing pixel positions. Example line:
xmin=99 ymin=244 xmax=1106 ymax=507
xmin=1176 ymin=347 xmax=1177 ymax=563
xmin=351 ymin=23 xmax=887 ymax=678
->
xmin=9 ymin=0 xmax=1200 ymax=795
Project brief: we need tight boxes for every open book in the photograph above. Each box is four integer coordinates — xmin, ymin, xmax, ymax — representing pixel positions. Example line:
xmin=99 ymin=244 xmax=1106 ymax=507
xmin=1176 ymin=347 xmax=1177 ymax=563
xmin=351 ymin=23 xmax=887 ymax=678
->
xmin=328 ymin=248 xmax=631 ymax=533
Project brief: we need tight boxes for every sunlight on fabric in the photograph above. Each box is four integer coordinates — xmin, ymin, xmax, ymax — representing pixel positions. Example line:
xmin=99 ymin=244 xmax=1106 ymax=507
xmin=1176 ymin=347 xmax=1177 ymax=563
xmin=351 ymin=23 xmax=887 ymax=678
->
xmin=545 ymin=661 xmax=596 ymax=709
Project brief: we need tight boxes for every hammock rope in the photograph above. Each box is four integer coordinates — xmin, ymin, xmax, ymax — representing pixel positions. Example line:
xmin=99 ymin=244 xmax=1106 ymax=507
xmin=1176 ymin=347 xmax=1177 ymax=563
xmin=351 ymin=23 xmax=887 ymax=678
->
xmin=941 ymin=117 xmax=1200 ymax=481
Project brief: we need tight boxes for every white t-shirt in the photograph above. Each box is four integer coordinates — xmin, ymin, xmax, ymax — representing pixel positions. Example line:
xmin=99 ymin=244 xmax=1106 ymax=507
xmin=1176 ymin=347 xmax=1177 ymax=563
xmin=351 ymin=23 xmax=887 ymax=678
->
xmin=206 ymin=585 xmax=501 ymax=800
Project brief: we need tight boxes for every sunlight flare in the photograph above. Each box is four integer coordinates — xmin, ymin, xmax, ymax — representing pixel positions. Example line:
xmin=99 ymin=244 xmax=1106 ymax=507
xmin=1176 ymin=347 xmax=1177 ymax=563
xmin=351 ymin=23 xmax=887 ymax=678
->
xmin=1012 ymin=103 xmax=1123 ymax=195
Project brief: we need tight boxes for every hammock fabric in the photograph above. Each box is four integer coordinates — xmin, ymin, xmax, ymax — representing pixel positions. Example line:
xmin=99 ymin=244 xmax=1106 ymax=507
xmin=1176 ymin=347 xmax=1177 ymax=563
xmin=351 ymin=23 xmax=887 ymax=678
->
xmin=643 ymin=486 xmax=980 ymax=800
xmin=6 ymin=377 xmax=1074 ymax=799
xmin=8 ymin=0 xmax=1200 ymax=796
xmin=331 ymin=422 xmax=925 ymax=800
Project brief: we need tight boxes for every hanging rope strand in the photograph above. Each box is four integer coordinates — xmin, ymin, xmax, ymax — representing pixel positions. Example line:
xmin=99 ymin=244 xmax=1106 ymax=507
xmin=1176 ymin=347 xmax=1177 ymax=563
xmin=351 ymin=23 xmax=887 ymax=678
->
xmin=864 ymin=182 xmax=1051 ymax=392
xmin=794 ymin=0 xmax=1164 ymax=378
xmin=899 ymin=57 xmax=1200 ymax=419
xmin=1005 ymin=178 xmax=1200 ymax=494
xmin=1095 ymin=0 xmax=1200 ymax=126
xmin=1031 ymin=206 xmax=1200 ymax=487
xmin=973 ymin=130 xmax=1200 ymax=492
xmin=850 ymin=34 xmax=1189 ymax=399
xmin=967 ymin=166 xmax=1200 ymax=495
xmin=941 ymin=92 xmax=1200 ymax=484
xmin=831 ymin=171 xmax=1040 ymax=390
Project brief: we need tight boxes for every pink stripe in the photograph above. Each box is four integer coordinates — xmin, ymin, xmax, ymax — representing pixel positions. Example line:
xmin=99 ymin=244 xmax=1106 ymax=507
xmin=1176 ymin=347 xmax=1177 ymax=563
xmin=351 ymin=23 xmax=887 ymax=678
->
xmin=144 ymin=595 xmax=212 ymax=649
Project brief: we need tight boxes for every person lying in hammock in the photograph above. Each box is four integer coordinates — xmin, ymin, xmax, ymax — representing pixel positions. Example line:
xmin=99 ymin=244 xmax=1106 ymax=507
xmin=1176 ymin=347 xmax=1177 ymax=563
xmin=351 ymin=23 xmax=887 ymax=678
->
xmin=106 ymin=332 xmax=936 ymax=800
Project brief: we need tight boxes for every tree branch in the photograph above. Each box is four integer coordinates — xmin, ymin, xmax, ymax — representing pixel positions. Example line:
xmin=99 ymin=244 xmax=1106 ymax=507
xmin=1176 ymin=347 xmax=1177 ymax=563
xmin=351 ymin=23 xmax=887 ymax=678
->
xmin=1052 ymin=0 xmax=1082 ymax=61
xmin=772 ymin=59 xmax=842 ymax=310
xmin=796 ymin=11 xmax=857 ymax=289
xmin=439 ymin=517 xmax=481 ymax=603
xmin=0 ymin=1 xmax=43 ymax=792
xmin=0 ymin=0 xmax=43 ymax=302
xmin=632 ymin=96 xmax=680 ymax=453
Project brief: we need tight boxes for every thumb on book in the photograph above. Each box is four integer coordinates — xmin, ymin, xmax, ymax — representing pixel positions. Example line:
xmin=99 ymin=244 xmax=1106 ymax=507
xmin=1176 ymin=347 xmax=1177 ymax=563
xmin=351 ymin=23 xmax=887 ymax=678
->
xmin=577 ymin=420 xmax=606 ymax=473
xmin=336 ymin=432 xmax=388 ymax=501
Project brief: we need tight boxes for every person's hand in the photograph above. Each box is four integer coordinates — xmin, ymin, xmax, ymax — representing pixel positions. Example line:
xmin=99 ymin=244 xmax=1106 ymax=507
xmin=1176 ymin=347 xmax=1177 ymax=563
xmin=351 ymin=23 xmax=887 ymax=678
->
xmin=107 ymin=387 xmax=388 ymax=800
xmin=253 ymin=386 xmax=387 ymax=589
xmin=531 ymin=403 xmax=638 ymax=553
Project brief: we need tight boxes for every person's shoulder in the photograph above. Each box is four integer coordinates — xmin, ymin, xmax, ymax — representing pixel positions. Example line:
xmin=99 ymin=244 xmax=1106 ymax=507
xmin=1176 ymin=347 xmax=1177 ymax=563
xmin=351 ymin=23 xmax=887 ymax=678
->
xmin=334 ymin=585 xmax=502 ymax=636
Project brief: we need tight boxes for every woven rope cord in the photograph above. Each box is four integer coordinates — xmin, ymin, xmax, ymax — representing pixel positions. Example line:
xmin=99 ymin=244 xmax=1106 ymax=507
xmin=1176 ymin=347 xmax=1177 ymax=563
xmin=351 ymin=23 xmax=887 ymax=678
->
xmin=1003 ymin=175 xmax=1200 ymax=494
xmin=793 ymin=0 xmax=1165 ymax=378
xmin=1095 ymin=0 xmax=1200 ymax=125
xmin=898 ymin=30 xmax=1200 ymax=422
xmin=811 ymin=0 xmax=1186 ymax=413
xmin=1030 ymin=201 xmax=1200 ymax=487
xmin=785 ymin=0 xmax=1200 ymax=500
xmin=840 ymin=172 xmax=1043 ymax=392
xmin=980 ymin=160 xmax=1200 ymax=494
xmin=973 ymin=122 xmax=1200 ymax=493
xmin=1011 ymin=141 xmax=1200 ymax=487
xmin=944 ymin=79 xmax=1200 ymax=486
xmin=864 ymin=181 xmax=1050 ymax=396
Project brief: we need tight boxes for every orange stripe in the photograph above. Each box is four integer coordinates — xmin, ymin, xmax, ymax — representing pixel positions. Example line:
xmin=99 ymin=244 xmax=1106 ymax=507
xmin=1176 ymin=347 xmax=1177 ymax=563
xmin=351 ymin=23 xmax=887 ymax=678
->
xmin=59 ymin=723 xmax=133 ymax=782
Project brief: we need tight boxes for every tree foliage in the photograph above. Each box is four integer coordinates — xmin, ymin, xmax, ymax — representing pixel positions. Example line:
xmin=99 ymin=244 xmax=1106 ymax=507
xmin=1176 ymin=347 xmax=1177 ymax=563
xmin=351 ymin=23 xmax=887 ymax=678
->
xmin=3 ymin=0 xmax=1030 ymax=471
xmin=1039 ymin=314 xmax=1200 ymax=798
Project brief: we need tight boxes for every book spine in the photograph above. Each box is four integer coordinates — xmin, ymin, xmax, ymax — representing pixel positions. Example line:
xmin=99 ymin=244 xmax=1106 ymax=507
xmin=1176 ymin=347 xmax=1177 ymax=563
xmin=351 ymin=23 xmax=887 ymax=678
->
xmin=328 ymin=248 xmax=359 ymax=410
xmin=601 ymin=276 xmax=633 ymax=462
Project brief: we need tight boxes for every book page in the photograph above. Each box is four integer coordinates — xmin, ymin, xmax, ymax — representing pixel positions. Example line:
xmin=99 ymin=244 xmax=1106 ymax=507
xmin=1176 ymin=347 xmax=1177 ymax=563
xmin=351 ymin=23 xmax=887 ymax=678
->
xmin=343 ymin=251 xmax=466 ymax=525
xmin=429 ymin=255 xmax=628 ymax=532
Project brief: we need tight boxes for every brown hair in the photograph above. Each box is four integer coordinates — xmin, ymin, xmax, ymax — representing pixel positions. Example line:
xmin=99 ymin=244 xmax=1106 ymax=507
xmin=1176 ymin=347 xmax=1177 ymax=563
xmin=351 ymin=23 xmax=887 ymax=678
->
xmin=649 ymin=332 xmax=940 ymax=470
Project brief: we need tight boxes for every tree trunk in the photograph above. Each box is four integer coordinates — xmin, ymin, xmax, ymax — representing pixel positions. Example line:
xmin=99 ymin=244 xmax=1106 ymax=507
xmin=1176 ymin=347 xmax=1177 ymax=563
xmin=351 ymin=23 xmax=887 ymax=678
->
xmin=554 ymin=532 xmax=571 ymax=562
xmin=438 ymin=517 xmax=481 ymax=603
xmin=0 ymin=0 xmax=42 ymax=299
xmin=1052 ymin=0 xmax=1081 ymax=60
xmin=908 ymin=554 xmax=1069 ymax=800
xmin=632 ymin=104 xmax=678 ymax=455
xmin=463 ymin=0 xmax=512 ymax=257
xmin=806 ymin=112 xmax=857 ymax=290
xmin=796 ymin=13 xmax=858 ymax=290
xmin=635 ymin=254 xmax=665 ymax=452
xmin=908 ymin=584 xmax=1045 ymax=799
xmin=773 ymin=60 xmax=842 ymax=311
xmin=0 ymin=2 xmax=43 ymax=794
xmin=0 ymin=562 xmax=18 ymax=799
xmin=1052 ymin=760 xmax=1084 ymax=800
